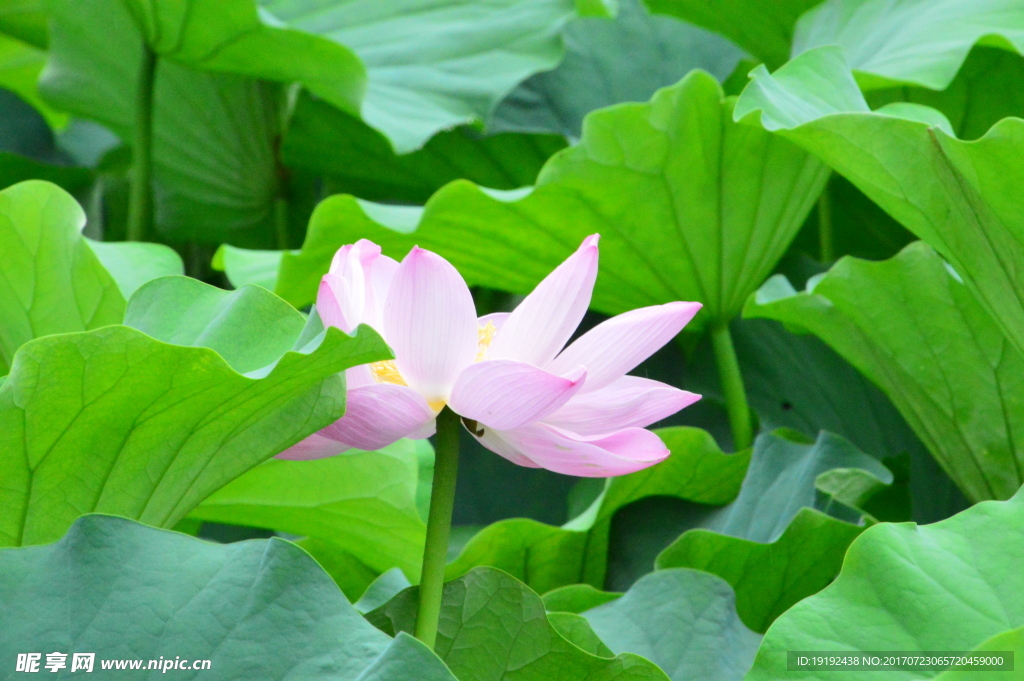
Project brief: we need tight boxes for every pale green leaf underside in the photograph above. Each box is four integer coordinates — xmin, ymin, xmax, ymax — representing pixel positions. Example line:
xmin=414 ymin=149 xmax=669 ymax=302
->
xmin=0 ymin=321 xmax=389 ymax=547
xmin=584 ymin=568 xmax=761 ymax=681
xmin=747 ymin=489 xmax=1024 ymax=680
xmin=737 ymin=46 xmax=1024 ymax=372
xmin=0 ymin=515 xmax=456 ymax=681
xmin=124 ymin=276 xmax=306 ymax=374
xmin=0 ymin=180 xmax=123 ymax=376
xmin=189 ymin=440 xmax=426 ymax=584
xmin=85 ymin=239 xmax=184 ymax=299
xmin=273 ymin=71 xmax=827 ymax=330
xmin=491 ymin=0 xmax=746 ymax=139
xmin=794 ymin=0 xmax=1024 ymax=90
xmin=261 ymin=0 xmax=591 ymax=153
xmin=746 ymin=242 xmax=1024 ymax=503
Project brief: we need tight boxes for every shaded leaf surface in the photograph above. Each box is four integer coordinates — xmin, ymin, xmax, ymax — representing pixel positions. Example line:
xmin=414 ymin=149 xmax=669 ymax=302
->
xmin=275 ymin=71 xmax=827 ymax=332
xmin=0 ymin=515 xmax=456 ymax=681
xmin=283 ymin=91 xmax=565 ymax=205
xmin=746 ymin=242 xmax=1024 ymax=502
xmin=641 ymin=0 xmax=822 ymax=66
xmin=446 ymin=427 xmax=750 ymax=592
xmin=606 ymin=431 xmax=888 ymax=606
xmin=368 ymin=567 xmax=670 ymax=681
xmin=262 ymin=0 xmax=595 ymax=153
xmin=736 ymin=46 xmax=1024 ymax=365
xmin=492 ymin=0 xmax=746 ymax=138
xmin=584 ymin=569 xmax=761 ymax=681
xmin=42 ymin=0 xmax=285 ymax=245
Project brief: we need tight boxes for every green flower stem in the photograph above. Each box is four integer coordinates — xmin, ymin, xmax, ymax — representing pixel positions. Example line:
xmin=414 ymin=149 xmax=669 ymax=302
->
xmin=818 ymin=182 xmax=833 ymax=263
xmin=711 ymin=322 xmax=753 ymax=451
xmin=127 ymin=45 xmax=157 ymax=243
xmin=415 ymin=406 xmax=461 ymax=649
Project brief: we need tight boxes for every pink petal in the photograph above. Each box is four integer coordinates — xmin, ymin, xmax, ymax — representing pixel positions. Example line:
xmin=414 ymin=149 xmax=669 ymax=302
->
xmin=321 ymin=383 xmax=436 ymax=451
xmin=545 ymin=375 xmax=700 ymax=435
xmin=546 ymin=301 xmax=702 ymax=392
xmin=473 ymin=423 xmax=669 ymax=477
xmin=449 ymin=359 xmax=587 ymax=430
xmin=276 ymin=432 xmax=352 ymax=460
xmin=384 ymin=247 xmax=478 ymax=403
xmin=469 ymin=424 xmax=541 ymax=468
xmin=345 ymin=364 xmax=376 ymax=390
xmin=318 ymin=275 xmax=356 ymax=332
xmin=319 ymin=240 xmax=399 ymax=332
xmin=486 ymin=235 xmax=599 ymax=366
xmin=477 ymin=312 xmax=509 ymax=332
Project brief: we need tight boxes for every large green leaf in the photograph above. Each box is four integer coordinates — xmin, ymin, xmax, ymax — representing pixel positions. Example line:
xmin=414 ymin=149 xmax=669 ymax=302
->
xmin=491 ymin=0 xmax=746 ymax=139
xmin=275 ymin=70 xmax=828 ymax=332
xmin=188 ymin=440 xmax=427 ymax=593
xmin=117 ymin=0 xmax=364 ymax=112
xmin=0 ymin=515 xmax=457 ymax=681
xmin=367 ymin=567 xmax=670 ymax=681
xmin=283 ymin=91 xmax=565 ymax=205
xmin=446 ymin=427 xmax=750 ymax=592
xmin=793 ymin=0 xmax=1024 ymax=90
xmin=0 ymin=180 xmax=123 ymax=376
xmin=656 ymin=508 xmax=862 ymax=633
xmin=85 ymin=239 xmax=184 ymax=299
xmin=124 ymin=276 xmax=306 ymax=374
xmin=746 ymin=488 xmax=1024 ymax=681
xmin=41 ymin=0 xmax=285 ymax=245
xmin=736 ymin=46 xmax=1024 ymax=363
xmin=261 ymin=0 xmax=607 ymax=153
xmin=583 ymin=569 xmax=761 ymax=681
xmin=747 ymin=242 xmax=1024 ymax=503
xmin=0 ymin=314 xmax=389 ymax=547
xmin=640 ymin=0 xmax=822 ymax=67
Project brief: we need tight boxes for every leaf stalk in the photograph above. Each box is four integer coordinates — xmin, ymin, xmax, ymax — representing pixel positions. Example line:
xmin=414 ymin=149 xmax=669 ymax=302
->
xmin=711 ymin=322 xmax=753 ymax=451
xmin=127 ymin=45 xmax=157 ymax=242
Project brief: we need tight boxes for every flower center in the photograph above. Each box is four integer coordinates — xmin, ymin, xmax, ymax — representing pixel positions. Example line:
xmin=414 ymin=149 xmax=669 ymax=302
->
xmin=367 ymin=322 xmax=498 ymax=413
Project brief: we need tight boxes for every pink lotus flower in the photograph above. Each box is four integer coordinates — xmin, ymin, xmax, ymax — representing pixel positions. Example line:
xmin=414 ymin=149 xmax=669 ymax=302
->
xmin=280 ymin=235 xmax=702 ymax=477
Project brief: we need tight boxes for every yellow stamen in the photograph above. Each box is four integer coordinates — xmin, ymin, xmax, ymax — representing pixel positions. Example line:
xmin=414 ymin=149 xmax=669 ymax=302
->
xmin=368 ymin=322 xmax=498 ymax=413
xmin=370 ymin=360 xmax=406 ymax=386
xmin=476 ymin=322 xmax=497 ymax=362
